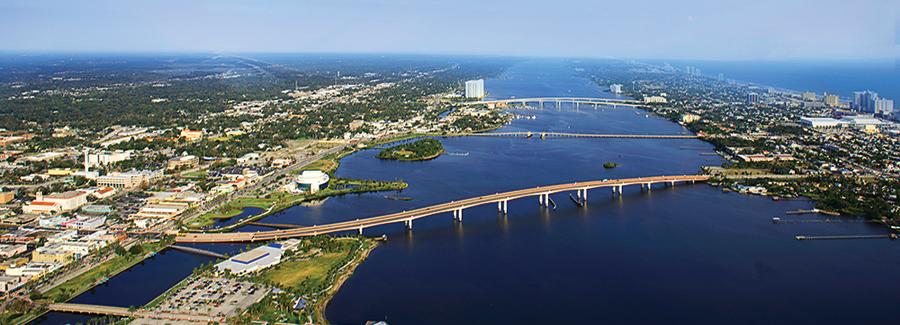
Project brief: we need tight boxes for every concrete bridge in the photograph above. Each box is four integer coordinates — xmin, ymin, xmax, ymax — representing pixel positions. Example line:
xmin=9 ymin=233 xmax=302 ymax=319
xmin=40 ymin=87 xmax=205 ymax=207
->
xmin=48 ymin=303 xmax=223 ymax=323
xmin=176 ymin=175 xmax=708 ymax=244
xmin=465 ymin=97 xmax=642 ymax=109
xmin=456 ymin=131 xmax=698 ymax=140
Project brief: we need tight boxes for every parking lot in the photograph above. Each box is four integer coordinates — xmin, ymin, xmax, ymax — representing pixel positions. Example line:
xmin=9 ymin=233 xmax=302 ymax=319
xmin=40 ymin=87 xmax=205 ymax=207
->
xmin=153 ymin=276 xmax=269 ymax=318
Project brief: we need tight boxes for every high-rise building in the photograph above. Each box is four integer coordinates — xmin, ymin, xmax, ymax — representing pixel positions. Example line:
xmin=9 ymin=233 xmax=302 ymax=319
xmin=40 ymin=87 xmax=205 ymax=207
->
xmin=852 ymin=90 xmax=878 ymax=113
xmin=747 ymin=92 xmax=759 ymax=105
xmin=874 ymin=98 xmax=894 ymax=115
xmin=609 ymin=84 xmax=623 ymax=94
xmin=801 ymin=92 xmax=816 ymax=101
xmin=823 ymin=93 xmax=840 ymax=107
xmin=465 ymin=79 xmax=485 ymax=98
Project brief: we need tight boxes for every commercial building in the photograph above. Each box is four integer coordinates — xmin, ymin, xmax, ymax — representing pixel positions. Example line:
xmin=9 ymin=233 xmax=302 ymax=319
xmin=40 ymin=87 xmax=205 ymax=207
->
xmin=237 ymin=152 xmax=262 ymax=165
xmin=0 ymin=276 xmax=23 ymax=293
xmin=31 ymin=246 xmax=75 ymax=264
xmin=643 ymin=96 xmax=668 ymax=104
xmin=0 ymin=191 xmax=14 ymax=205
xmin=801 ymin=92 xmax=816 ymax=101
xmin=681 ymin=113 xmax=701 ymax=123
xmin=215 ymin=243 xmax=284 ymax=275
xmin=800 ymin=115 xmax=886 ymax=129
xmin=167 ymin=155 xmax=199 ymax=170
xmin=96 ymin=170 xmax=164 ymax=189
xmin=180 ymin=129 xmax=205 ymax=141
xmin=0 ymin=244 xmax=26 ymax=258
xmin=294 ymin=170 xmax=330 ymax=194
xmin=465 ymin=79 xmax=485 ymax=98
xmin=23 ymin=191 xmax=89 ymax=215
xmin=85 ymin=150 xmax=132 ymax=168
xmin=5 ymin=262 xmax=61 ymax=280
xmin=800 ymin=117 xmax=845 ymax=128
xmin=609 ymin=84 xmax=623 ymax=94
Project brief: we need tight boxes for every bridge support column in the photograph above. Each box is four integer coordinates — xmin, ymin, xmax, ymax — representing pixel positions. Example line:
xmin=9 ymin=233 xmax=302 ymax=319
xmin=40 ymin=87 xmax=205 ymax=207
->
xmin=539 ymin=194 xmax=544 ymax=206
xmin=670 ymin=181 xmax=676 ymax=186
xmin=582 ymin=189 xmax=588 ymax=201
xmin=646 ymin=183 xmax=652 ymax=191
xmin=457 ymin=209 xmax=463 ymax=222
xmin=503 ymin=200 xmax=508 ymax=214
xmin=358 ymin=227 xmax=364 ymax=235
xmin=497 ymin=201 xmax=502 ymax=212
xmin=404 ymin=219 xmax=413 ymax=230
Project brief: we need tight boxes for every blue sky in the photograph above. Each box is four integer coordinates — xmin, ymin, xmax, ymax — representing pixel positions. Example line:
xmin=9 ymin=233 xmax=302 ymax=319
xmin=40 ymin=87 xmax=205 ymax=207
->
xmin=1 ymin=0 xmax=897 ymax=60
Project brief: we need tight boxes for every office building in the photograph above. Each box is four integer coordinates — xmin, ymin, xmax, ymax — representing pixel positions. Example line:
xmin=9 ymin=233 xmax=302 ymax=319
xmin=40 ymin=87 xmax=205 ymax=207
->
xmin=167 ymin=155 xmax=199 ymax=170
xmin=465 ymin=79 xmax=485 ymax=98
xmin=96 ymin=170 xmax=164 ymax=189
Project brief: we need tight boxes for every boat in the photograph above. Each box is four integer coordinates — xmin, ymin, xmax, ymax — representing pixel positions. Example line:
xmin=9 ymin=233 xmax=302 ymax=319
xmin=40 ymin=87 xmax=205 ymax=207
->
xmin=447 ymin=152 xmax=469 ymax=156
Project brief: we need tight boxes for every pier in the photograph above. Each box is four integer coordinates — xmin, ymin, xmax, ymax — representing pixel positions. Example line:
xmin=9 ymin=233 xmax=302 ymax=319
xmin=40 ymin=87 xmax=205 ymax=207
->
xmin=794 ymin=234 xmax=897 ymax=240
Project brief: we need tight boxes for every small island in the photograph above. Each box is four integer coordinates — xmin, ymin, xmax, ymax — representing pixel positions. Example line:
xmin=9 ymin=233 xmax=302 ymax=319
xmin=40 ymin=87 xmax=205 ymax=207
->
xmin=377 ymin=138 xmax=444 ymax=161
xmin=603 ymin=162 xmax=619 ymax=169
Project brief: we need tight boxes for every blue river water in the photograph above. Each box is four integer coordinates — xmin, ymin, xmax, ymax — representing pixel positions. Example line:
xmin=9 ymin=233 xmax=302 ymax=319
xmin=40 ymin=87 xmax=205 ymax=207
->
xmin=36 ymin=60 xmax=900 ymax=324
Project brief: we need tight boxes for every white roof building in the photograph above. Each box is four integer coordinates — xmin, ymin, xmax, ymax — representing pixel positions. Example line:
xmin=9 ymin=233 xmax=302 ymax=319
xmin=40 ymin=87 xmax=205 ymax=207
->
xmin=295 ymin=170 xmax=330 ymax=194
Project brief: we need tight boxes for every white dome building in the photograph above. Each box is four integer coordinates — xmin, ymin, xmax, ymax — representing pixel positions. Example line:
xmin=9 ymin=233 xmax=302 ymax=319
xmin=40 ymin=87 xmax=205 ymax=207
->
xmin=295 ymin=170 xmax=330 ymax=193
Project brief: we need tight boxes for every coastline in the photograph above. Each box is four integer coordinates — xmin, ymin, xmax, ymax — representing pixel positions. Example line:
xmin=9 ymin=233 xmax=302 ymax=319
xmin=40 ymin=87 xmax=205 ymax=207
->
xmin=316 ymin=238 xmax=379 ymax=324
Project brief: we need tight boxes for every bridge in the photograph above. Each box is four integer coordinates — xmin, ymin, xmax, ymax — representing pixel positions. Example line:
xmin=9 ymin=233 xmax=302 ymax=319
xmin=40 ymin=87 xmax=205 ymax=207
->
xmin=176 ymin=175 xmax=708 ymax=244
xmin=48 ymin=303 xmax=223 ymax=323
xmin=465 ymin=97 xmax=642 ymax=109
xmin=167 ymin=244 xmax=227 ymax=259
xmin=454 ymin=131 xmax=698 ymax=140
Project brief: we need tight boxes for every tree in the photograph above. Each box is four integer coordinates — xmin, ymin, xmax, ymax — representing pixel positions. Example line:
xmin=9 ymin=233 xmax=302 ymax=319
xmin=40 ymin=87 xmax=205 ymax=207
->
xmin=128 ymin=244 xmax=144 ymax=256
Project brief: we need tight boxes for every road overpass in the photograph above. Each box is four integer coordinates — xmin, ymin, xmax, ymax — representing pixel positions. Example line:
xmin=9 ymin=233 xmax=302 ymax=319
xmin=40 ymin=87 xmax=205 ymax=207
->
xmin=453 ymin=131 xmax=698 ymax=140
xmin=177 ymin=175 xmax=709 ymax=244
xmin=465 ymin=97 xmax=642 ymax=108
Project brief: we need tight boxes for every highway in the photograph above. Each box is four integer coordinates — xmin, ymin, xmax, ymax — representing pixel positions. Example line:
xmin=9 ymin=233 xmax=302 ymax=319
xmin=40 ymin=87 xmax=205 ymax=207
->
xmin=177 ymin=174 xmax=708 ymax=243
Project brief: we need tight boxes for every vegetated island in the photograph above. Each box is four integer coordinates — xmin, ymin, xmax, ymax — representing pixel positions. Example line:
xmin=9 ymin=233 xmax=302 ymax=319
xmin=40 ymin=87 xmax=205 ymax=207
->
xmin=377 ymin=138 xmax=444 ymax=161
xmin=603 ymin=162 xmax=619 ymax=169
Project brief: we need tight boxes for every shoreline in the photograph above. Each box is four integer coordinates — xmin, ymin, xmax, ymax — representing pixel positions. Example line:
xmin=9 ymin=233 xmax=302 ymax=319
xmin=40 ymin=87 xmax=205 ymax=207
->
xmin=316 ymin=238 xmax=379 ymax=324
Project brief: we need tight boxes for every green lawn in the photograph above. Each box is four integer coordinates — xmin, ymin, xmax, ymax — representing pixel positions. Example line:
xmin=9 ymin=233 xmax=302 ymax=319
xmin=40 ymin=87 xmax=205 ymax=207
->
xmin=260 ymin=251 xmax=349 ymax=290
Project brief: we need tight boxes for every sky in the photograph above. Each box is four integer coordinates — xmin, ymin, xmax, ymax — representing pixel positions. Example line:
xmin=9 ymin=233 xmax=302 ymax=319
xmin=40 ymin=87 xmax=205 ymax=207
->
xmin=1 ymin=0 xmax=897 ymax=60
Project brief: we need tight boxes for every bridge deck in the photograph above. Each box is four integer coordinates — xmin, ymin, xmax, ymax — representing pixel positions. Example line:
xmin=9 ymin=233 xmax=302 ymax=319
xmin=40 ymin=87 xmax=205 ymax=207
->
xmin=177 ymin=175 xmax=708 ymax=243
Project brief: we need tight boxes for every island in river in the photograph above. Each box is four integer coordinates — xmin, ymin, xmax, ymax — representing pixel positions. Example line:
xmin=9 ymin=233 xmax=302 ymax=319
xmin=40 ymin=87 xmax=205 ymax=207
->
xmin=377 ymin=138 xmax=444 ymax=161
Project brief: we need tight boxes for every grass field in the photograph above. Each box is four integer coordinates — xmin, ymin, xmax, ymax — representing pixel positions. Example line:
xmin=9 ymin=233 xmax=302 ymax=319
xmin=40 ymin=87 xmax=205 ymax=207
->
xmin=260 ymin=251 xmax=349 ymax=290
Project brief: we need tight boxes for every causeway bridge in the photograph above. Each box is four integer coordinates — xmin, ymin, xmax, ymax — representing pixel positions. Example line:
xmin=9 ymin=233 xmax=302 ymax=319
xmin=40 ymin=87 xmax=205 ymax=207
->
xmin=177 ymin=175 xmax=708 ymax=244
xmin=455 ymin=131 xmax=698 ymax=140
xmin=465 ymin=97 xmax=642 ymax=108
xmin=48 ymin=303 xmax=223 ymax=323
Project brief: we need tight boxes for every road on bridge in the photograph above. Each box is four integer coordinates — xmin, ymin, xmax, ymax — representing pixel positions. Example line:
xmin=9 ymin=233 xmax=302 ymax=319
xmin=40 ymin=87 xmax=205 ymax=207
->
xmin=177 ymin=175 xmax=709 ymax=243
